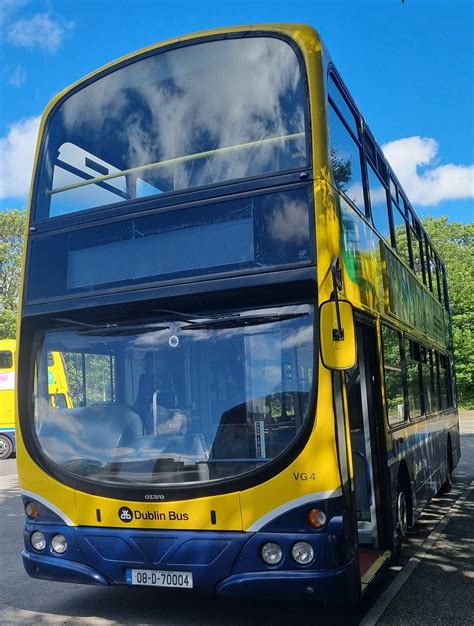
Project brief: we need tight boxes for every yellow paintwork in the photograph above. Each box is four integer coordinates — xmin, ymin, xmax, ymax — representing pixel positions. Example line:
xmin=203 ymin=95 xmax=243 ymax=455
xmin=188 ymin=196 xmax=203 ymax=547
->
xmin=0 ymin=339 xmax=16 ymax=433
xmin=319 ymin=300 xmax=357 ymax=370
xmin=16 ymin=24 xmax=346 ymax=530
xmin=48 ymin=352 xmax=73 ymax=408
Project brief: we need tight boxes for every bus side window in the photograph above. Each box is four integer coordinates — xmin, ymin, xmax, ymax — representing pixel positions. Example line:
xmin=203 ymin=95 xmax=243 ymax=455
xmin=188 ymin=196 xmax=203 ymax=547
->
xmin=430 ymin=349 xmax=440 ymax=412
xmin=439 ymin=354 xmax=449 ymax=410
xmin=430 ymin=248 xmax=441 ymax=302
xmin=420 ymin=347 xmax=433 ymax=414
xmin=436 ymin=261 xmax=445 ymax=306
xmin=408 ymin=213 xmax=424 ymax=280
xmin=392 ymin=202 xmax=410 ymax=267
xmin=85 ymin=354 xmax=115 ymax=405
xmin=61 ymin=352 xmax=115 ymax=407
xmin=381 ymin=326 xmax=406 ymax=426
xmin=328 ymin=75 xmax=366 ymax=215
xmin=442 ymin=266 xmax=450 ymax=311
xmin=367 ymin=163 xmax=390 ymax=242
xmin=422 ymin=233 xmax=431 ymax=288
xmin=0 ymin=351 xmax=13 ymax=369
xmin=405 ymin=340 xmax=423 ymax=419
xmin=424 ymin=236 xmax=434 ymax=293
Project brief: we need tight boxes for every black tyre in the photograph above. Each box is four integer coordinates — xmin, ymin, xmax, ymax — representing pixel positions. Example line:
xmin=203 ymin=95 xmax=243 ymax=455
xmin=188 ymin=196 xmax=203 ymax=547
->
xmin=439 ymin=442 xmax=453 ymax=494
xmin=0 ymin=434 xmax=13 ymax=460
xmin=390 ymin=482 xmax=409 ymax=564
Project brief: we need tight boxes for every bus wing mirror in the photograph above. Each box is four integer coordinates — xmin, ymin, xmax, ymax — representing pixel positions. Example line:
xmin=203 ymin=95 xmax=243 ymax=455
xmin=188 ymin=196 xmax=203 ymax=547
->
xmin=319 ymin=300 xmax=357 ymax=370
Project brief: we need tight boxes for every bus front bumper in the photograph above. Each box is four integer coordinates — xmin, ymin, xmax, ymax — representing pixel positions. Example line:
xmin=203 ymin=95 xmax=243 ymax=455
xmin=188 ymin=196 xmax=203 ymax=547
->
xmin=22 ymin=523 xmax=360 ymax=602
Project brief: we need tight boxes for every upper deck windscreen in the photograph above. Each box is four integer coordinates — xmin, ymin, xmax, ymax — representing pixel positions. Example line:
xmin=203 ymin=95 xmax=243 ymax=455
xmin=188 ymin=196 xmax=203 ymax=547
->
xmin=34 ymin=36 xmax=308 ymax=220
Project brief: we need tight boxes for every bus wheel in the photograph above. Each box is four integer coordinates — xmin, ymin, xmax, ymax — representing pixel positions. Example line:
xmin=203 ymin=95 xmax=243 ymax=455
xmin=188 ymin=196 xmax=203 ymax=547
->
xmin=391 ymin=483 xmax=408 ymax=564
xmin=0 ymin=435 xmax=13 ymax=460
xmin=439 ymin=442 xmax=453 ymax=494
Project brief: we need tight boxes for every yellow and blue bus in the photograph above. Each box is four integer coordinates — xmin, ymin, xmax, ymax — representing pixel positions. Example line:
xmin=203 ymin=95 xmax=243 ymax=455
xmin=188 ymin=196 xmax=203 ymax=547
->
xmin=1 ymin=340 xmax=17 ymax=459
xmin=1 ymin=340 xmax=72 ymax=459
xmin=16 ymin=24 xmax=459 ymax=602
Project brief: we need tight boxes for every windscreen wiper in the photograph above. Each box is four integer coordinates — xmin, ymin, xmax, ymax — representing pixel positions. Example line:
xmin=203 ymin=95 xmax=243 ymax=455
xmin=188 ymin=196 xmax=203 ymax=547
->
xmin=78 ymin=323 xmax=170 ymax=336
xmin=180 ymin=312 xmax=308 ymax=330
xmin=51 ymin=316 xmax=169 ymax=336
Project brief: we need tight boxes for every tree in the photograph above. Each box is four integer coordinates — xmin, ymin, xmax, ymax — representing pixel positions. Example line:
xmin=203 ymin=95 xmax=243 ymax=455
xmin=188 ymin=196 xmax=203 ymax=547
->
xmin=331 ymin=148 xmax=352 ymax=191
xmin=423 ymin=217 xmax=474 ymax=407
xmin=0 ymin=210 xmax=26 ymax=339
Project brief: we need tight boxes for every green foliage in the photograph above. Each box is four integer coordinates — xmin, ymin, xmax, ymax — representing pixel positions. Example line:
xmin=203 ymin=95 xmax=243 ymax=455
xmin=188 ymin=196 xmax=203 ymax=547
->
xmin=331 ymin=148 xmax=352 ymax=191
xmin=63 ymin=352 xmax=114 ymax=408
xmin=423 ymin=217 xmax=474 ymax=408
xmin=0 ymin=209 xmax=26 ymax=339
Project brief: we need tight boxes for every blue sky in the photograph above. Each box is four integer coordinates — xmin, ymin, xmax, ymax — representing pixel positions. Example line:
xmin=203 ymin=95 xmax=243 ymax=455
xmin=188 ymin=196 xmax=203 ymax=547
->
xmin=0 ymin=0 xmax=472 ymax=221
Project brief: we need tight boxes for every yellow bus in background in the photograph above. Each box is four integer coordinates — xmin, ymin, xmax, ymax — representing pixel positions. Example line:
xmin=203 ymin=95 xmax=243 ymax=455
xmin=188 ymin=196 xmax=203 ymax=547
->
xmin=0 ymin=340 xmax=17 ymax=459
xmin=0 ymin=340 xmax=72 ymax=459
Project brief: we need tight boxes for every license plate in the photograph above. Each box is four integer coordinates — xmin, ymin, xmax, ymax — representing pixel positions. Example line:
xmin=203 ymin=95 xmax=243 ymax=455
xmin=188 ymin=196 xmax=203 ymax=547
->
xmin=127 ymin=568 xmax=193 ymax=589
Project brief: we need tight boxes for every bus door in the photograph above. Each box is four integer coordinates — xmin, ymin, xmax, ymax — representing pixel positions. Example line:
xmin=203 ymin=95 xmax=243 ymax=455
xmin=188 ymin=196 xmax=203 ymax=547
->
xmin=346 ymin=319 xmax=388 ymax=552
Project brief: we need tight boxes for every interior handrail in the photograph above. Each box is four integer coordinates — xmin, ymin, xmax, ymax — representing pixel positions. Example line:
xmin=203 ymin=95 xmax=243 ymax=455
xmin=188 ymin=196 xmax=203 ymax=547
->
xmin=47 ymin=132 xmax=305 ymax=196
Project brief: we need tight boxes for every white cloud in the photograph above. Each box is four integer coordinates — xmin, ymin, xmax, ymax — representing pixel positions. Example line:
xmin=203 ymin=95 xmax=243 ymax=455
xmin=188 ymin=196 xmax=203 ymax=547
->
xmin=0 ymin=115 xmax=41 ymax=201
xmin=0 ymin=0 xmax=27 ymax=25
xmin=6 ymin=12 xmax=74 ymax=52
xmin=8 ymin=64 xmax=26 ymax=87
xmin=382 ymin=136 xmax=474 ymax=207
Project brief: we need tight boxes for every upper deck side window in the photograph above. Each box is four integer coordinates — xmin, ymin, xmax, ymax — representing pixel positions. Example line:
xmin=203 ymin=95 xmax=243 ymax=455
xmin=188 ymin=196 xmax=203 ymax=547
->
xmin=0 ymin=351 xmax=13 ymax=370
xmin=34 ymin=36 xmax=308 ymax=221
xmin=390 ymin=193 xmax=410 ymax=267
xmin=366 ymin=163 xmax=390 ymax=243
xmin=328 ymin=74 xmax=360 ymax=137
xmin=327 ymin=73 xmax=366 ymax=214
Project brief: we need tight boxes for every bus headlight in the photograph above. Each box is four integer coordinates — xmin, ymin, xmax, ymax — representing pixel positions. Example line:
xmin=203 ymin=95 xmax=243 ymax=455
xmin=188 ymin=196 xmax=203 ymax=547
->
xmin=51 ymin=534 xmax=68 ymax=554
xmin=30 ymin=531 xmax=46 ymax=551
xmin=291 ymin=541 xmax=314 ymax=564
xmin=261 ymin=542 xmax=283 ymax=565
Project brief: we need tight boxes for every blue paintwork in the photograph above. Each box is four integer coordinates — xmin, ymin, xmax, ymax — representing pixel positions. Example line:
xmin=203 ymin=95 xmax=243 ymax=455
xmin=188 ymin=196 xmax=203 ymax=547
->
xmin=217 ymin=561 xmax=359 ymax=602
xmin=22 ymin=516 xmax=360 ymax=601
xmin=387 ymin=412 xmax=460 ymax=524
xmin=22 ymin=551 xmax=108 ymax=585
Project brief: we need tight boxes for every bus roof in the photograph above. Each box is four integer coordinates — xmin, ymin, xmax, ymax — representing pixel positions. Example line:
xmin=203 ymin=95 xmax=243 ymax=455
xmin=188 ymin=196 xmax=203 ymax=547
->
xmin=0 ymin=339 xmax=16 ymax=352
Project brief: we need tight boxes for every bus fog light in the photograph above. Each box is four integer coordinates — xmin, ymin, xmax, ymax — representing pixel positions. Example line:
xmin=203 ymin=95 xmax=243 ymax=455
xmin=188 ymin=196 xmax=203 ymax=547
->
xmin=307 ymin=508 xmax=327 ymax=529
xmin=291 ymin=541 xmax=314 ymax=564
xmin=25 ymin=502 xmax=39 ymax=519
xmin=31 ymin=531 xmax=46 ymax=551
xmin=51 ymin=534 xmax=68 ymax=554
xmin=261 ymin=542 xmax=283 ymax=565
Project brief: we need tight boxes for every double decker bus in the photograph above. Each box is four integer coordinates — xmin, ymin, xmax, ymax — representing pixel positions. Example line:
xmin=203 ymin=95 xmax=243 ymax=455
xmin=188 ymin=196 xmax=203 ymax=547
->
xmin=0 ymin=340 xmax=17 ymax=459
xmin=17 ymin=24 xmax=459 ymax=602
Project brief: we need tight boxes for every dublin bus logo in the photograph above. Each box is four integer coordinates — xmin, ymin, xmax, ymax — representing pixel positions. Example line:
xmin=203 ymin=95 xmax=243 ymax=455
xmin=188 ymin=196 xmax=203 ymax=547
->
xmin=118 ymin=506 xmax=133 ymax=522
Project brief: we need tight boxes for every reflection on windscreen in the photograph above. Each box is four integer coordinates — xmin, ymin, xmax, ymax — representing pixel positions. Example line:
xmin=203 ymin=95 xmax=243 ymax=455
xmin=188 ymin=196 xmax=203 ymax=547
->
xmin=36 ymin=36 xmax=307 ymax=219
xmin=35 ymin=305 xmax=313 ymax=486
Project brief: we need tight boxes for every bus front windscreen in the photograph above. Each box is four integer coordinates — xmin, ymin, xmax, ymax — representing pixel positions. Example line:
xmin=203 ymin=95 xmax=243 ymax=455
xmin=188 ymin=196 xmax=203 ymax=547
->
xmin=35 ymin=36 xmax=308 ymax=220
xmin=33 ymin=305 xmax=313 ymax=487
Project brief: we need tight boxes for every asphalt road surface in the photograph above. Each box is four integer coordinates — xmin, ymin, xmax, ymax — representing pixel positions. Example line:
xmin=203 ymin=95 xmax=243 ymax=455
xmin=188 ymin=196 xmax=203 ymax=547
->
xmin=0 ymin=415 xmax=472 ymax=625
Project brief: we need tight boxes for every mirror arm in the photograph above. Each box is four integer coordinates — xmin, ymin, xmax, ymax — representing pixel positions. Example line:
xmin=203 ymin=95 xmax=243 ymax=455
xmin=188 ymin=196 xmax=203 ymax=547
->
xmin=330 ymin=257 xmax=344 ymax=342
xmin=331 ymin=256 xmax=343 ymax=292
